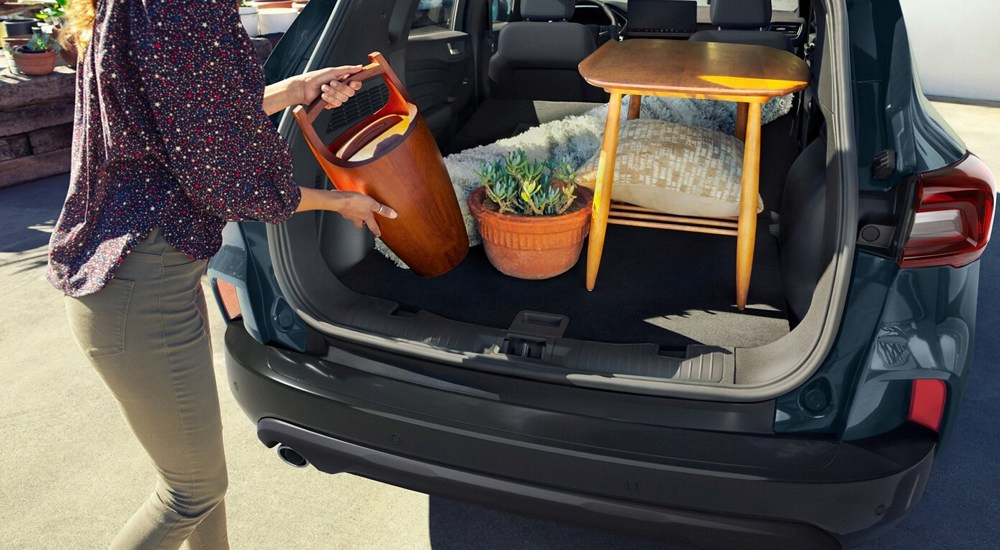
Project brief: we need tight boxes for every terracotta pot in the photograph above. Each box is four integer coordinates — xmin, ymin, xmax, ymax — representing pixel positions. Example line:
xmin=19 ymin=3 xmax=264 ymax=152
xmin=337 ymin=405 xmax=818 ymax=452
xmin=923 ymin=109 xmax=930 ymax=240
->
xmin=59 ymin=42 xmax=78 ymax=67
xmin=469 ymin=186 xmax=593 ymax=280
xmin=47 ymin=27 xmax=79 ymax=67
xmin=13 ymin=48 xmax=58 ymax=76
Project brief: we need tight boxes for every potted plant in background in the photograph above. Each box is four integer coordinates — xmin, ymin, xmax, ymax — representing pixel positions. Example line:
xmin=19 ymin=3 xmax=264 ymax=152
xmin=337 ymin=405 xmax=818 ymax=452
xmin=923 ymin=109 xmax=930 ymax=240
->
xmin=468 ymin=149 xmax=593 ymax=280
xmin=34 ymin=0 xmax=75 ymax=66
xmin=10 ymin=27 xmax=58 ymax=76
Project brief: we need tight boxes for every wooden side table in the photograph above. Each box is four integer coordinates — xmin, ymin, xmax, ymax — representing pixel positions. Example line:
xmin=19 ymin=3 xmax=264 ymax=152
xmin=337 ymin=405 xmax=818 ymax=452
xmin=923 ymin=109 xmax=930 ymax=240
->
xmin=578 ymin=39 xmax=809 ymax=309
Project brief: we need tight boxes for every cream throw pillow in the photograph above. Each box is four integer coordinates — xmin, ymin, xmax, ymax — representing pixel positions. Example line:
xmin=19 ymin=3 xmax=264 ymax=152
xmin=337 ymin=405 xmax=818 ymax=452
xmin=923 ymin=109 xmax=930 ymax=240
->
xmin=576 ymin=119 xmax=763 ymax=218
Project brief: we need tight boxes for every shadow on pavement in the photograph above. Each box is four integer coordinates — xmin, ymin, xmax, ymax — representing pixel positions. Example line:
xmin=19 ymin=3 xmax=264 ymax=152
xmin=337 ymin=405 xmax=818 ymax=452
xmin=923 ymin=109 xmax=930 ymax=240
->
xmin=0 ymin=174 xmax=69 ymax=255
xmin=427 ymin=496 xmax=675 ymax=549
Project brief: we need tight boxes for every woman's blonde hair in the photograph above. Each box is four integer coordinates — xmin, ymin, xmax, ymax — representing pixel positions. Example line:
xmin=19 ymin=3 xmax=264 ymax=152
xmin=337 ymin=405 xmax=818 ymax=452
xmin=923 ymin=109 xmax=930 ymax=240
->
xmin=59 ymin=0 xmax=95 ymax=51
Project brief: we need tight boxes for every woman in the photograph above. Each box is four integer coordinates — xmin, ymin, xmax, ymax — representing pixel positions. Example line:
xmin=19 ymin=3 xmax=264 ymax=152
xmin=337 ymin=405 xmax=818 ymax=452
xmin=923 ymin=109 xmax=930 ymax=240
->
xmin=47 ymin=1 xmax=394 ymax=548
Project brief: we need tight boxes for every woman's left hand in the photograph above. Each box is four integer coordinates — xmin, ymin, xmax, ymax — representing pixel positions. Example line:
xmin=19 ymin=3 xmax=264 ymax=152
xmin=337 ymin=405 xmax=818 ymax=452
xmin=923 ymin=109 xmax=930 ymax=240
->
xmin=296 ymin=187 xmax=398 ymax=237
xmin=299 ymin=66 xmax=365 ymax=109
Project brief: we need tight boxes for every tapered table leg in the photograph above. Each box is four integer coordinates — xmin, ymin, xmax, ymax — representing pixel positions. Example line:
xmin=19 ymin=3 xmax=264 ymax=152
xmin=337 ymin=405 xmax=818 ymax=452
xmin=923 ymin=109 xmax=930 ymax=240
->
xmin=735 ymin=102 xmax=749 ymax=142
xmin=627 ymin=94 xmax=641 ymax=120
xmin=735 ymin=101 xmax=763 ymax=310
xmin=586 ymin=92 xmax=623 ymax=291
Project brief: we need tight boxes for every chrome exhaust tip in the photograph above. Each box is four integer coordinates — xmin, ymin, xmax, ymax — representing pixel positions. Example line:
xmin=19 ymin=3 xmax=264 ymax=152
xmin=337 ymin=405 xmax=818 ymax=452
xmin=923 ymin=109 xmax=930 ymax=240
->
xmin=276 ymin=444 xmax=309 ymax=468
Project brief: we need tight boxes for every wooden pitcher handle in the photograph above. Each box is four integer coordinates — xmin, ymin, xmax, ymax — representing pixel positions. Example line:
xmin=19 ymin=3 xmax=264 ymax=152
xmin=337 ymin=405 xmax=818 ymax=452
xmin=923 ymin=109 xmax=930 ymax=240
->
xmin=297 ymin=51 xmax=412 ymax=123
xmin=299 ymin=63 xmax=383 ymax=123
xmin=291 ymin=51 xmax=413 ymax=168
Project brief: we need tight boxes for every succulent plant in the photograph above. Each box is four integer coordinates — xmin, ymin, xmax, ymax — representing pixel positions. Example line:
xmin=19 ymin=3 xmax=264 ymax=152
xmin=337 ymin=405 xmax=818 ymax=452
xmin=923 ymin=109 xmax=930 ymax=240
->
xmin=23 ymin=28 xmax=53 ymax=53
xmin=476 ymin=150 xmax=580 ymax=216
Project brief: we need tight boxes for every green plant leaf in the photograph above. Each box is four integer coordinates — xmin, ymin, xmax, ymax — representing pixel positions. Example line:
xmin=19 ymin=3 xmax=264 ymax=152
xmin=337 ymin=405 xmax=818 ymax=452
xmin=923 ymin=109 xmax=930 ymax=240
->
xmin=476 ymin=148 xmax=580 ymax=217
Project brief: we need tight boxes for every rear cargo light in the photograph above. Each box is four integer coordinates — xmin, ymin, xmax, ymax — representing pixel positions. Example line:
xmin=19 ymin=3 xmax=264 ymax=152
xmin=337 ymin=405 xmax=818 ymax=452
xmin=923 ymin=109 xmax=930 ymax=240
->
xmin=214 ymin=279 xmax=243 ymax=321
xmin=908 ymin=379 xmax=947 ymax=432
xmin=900 ymin=153 xmax=996 ymax=268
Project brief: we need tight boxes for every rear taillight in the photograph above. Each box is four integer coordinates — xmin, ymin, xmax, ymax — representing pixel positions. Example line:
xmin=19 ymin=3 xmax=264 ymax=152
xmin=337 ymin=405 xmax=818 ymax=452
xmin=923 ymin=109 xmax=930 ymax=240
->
xmin=900 ymin=153 xmax=996 ymax=268
xmin=214 ymin=279 xmax=243 ymax=321
xmin=908 ymin=379 xmax=947 ymax=432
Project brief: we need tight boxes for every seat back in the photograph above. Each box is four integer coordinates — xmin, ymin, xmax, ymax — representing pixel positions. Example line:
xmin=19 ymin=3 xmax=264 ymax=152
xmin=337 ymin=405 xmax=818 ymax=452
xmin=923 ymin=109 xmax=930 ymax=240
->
xmin=709 ymin=0 xmax=774 ymax=30
xmin=488 ymin=0 xmax=606 ymax=102
xmin=689 ymin=0 xmax=793 ymax=52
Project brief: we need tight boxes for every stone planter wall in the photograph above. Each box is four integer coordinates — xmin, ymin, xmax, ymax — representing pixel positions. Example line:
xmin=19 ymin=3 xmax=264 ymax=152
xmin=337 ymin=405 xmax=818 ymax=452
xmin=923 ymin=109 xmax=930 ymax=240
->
xmin=0 ymin=62 xmax=75 ymax=189
xmin=0 ymin=38 xmax=274 ymax=189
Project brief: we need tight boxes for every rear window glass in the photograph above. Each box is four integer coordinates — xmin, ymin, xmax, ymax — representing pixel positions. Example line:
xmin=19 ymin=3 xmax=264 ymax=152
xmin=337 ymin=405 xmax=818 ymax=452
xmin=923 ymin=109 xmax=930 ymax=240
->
xmin=693 ymin=0 xmax=798 ymax=12
xmin=412 ymin=0 xmax=455 ymax=33
xmin=491 ymin=0 xmax=513 ymax=22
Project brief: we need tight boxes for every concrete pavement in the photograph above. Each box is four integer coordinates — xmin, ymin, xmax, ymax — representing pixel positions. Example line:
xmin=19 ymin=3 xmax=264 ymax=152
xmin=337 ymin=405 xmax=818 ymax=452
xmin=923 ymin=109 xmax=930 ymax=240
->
xmin=1 ymin=99 xmax=998 ymax=549
xmin=929 ymin=98 xmax=1000 ymax=176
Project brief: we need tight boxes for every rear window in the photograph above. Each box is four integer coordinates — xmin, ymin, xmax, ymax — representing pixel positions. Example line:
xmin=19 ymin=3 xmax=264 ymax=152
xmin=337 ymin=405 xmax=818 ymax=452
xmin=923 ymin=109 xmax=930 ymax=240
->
xmin=491 ymin=0 xmax=513 ymax=23
xmin=412 ymin=0 xmax=455 ymax=33
xmin=694 ymin=0 xmax=799 ymax=12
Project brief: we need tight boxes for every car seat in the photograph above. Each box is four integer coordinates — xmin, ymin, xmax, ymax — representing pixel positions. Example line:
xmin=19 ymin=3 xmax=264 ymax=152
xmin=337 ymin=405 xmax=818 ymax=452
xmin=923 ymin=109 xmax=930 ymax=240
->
xmin=487 ymin=0 xmax=607 ymax=102
xmin=689 ymin=0 xmax=793 ymax=52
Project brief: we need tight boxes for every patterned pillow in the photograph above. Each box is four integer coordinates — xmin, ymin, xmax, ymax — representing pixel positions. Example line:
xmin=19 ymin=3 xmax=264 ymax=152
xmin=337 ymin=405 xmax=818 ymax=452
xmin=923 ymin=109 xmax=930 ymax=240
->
xmin=575 ymin=119 xmax=763 ymax=218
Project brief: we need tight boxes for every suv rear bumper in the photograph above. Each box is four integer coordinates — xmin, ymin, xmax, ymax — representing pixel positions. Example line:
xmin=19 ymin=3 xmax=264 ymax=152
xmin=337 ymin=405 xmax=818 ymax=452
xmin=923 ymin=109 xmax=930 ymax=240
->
xmin=225 ymin=322 xmax=936 ymax=549
xmin=260 ymin=417 xmax=842 ymax=549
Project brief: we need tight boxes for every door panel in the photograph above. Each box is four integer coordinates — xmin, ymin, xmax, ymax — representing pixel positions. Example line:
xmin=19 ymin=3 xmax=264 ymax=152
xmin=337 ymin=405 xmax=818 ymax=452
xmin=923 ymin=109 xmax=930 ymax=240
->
xmin=406 ymin=30 xmax=475 ymax=146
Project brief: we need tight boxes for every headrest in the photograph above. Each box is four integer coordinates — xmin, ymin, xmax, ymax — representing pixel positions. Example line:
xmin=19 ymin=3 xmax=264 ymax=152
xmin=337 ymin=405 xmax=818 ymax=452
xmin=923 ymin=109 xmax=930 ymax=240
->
xmin=521 ymin=0 xmax=575 ymax=22
xmin=710 ymin=0 xmax=772 ymax=30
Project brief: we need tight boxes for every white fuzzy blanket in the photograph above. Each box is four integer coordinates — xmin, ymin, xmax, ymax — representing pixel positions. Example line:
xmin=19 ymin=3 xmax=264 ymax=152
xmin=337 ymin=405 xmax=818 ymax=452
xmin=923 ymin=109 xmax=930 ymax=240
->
xmin=376 ymin=94 xmax=793 ymax=268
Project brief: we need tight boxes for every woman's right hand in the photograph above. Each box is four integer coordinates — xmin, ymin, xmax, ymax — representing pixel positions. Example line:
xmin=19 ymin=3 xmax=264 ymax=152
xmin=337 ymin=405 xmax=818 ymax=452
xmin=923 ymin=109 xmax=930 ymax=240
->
xmin=296 ymin=187 xmax=398 ymax=237
xmin=299 ymin=66 xmax=365 ymax=109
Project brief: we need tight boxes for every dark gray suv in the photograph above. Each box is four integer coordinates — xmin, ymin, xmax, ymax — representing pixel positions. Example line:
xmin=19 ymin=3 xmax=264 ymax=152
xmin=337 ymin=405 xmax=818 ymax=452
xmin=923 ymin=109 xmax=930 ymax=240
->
xmin=208 ymin=1 xmax=995 ymax=547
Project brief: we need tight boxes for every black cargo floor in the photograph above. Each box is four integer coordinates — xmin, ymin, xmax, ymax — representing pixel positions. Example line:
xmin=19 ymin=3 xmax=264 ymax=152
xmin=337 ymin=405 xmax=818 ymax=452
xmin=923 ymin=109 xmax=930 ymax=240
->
xmin=340 ymin=221 xmax=789 ymax=350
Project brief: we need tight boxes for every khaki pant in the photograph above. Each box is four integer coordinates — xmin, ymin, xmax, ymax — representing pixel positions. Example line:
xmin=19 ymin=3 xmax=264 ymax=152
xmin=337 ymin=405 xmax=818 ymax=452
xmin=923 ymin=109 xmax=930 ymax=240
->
xmin=66 ymin=229 xmax=229 ymax=549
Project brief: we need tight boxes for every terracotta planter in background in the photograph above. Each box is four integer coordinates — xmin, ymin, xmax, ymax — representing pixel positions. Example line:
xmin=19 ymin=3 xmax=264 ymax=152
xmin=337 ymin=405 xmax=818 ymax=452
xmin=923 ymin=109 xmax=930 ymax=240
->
xmin=47 ymin=27 xmax=79 ymax=67
xmin=469 ymin=186 xmax=593 ymax=280
xmin=59 ymin=42 xmax=78 ymax=67
xmin=13 ymin=47 xmax=58 ymax=76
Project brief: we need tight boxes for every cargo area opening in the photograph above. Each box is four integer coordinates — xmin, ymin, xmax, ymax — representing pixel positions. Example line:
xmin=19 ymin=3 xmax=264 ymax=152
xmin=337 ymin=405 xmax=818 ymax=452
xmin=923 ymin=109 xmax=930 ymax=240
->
xmin=266 ymin=0 xmax=853 ymax=397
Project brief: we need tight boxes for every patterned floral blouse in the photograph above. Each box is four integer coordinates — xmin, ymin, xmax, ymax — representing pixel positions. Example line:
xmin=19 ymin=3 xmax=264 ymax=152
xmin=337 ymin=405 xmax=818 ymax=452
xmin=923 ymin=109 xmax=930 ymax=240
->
xmin=47 ymin=0 xmax=301 ymax=297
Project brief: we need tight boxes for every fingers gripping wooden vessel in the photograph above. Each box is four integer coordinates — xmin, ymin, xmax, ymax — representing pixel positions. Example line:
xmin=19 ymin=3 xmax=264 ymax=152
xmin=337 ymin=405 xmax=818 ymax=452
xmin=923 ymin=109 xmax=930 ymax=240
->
xmin=292 ymin=52 xmax=468 ymax=276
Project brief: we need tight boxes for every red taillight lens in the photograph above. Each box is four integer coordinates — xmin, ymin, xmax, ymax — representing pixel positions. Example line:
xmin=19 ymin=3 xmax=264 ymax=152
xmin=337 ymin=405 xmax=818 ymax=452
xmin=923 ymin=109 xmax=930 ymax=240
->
xmin=900 ymin=153 xmax=996 ymax=268
xmin=215 ymin=279 xmax=243 ymax=321
xmin=908 ymin=379 xmax=947 ymax=432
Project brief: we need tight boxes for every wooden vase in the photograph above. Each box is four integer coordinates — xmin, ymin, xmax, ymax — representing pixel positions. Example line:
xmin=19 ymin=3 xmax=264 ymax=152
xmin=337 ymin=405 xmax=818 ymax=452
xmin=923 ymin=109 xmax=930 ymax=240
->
xmin=13 ymin=48 xmax=57 ymax=76
xmin=292 ymin=52 xmax=468 ymax=277
xmin=469 ymin=186 xmax=593 ymax=280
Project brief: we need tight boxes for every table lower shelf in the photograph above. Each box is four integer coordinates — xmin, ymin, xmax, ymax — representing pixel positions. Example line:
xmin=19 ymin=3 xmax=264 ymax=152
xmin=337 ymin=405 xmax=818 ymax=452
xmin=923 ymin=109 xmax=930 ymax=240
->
xmin=607 ymin=202 xmax=739 ymax=237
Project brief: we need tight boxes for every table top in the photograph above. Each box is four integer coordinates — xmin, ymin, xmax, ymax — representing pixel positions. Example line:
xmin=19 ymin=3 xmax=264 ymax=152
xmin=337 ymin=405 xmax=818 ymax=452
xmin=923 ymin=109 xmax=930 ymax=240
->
xmin=578 ymin=39 xmax=810 ymax=102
